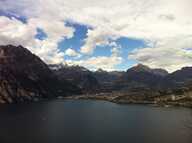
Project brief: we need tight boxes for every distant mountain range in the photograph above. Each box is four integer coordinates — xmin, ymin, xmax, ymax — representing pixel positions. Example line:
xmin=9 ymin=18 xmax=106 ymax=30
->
xmin=49 ymin=63 xmax=192 ymax=92
xmin=0 ymin=45 xmax=192 ymax=104
xmin=50 ymin=64 xmax=100 ymax=93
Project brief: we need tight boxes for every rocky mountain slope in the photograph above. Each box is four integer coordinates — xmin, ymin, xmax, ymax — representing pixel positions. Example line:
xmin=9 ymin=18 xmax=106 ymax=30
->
xmin=0 ymin=45 xmax=81 ymax=103
xmin=113 ymin=64 xmax=168 ymax=91
xmin=50 ymin=65 xmax=100 ymax=93
xmin=93 ymin=69 xmax=124 ymax=92
xmin=164 ymin=67 xmax=192 ymax=88
xmin=1 ymin=44 xmax=192 ymax=105
xmin=50 ymin=63 xmax=192 ymax=93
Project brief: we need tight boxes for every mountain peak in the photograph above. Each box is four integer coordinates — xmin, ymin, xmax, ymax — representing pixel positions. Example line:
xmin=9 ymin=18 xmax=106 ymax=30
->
xmin=128 ymin=64 xmax=151 ymax=72
xmin=0 ymin=45 xmax=81 ymax=103
xmin=96 ymin=68 xmax=107 ymax=73
xmin=0 ymin=45 xmax=29 ymax=55
xmin=127 ymin=64 xmax=168 ymax=76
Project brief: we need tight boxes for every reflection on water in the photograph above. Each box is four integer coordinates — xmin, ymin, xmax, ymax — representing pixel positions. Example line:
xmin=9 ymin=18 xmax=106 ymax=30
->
xmin=184 ymin=111 xmax=192 ymax=133
xmin=0 ymin=100 xmax=192 ymax=143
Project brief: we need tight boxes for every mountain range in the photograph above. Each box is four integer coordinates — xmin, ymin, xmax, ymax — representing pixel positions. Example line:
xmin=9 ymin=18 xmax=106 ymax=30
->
xmin=0 ymin=45 xmax=192 ymax=104
xmin=50 ymin=64 xmax=100 ymax=93
xmin=0 ymin=45 xmax=81 ymax=103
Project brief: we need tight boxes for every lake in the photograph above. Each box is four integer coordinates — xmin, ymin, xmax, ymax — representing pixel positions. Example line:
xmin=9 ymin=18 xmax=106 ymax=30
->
xmin=0 ymin=100 xmax=192 ymax=143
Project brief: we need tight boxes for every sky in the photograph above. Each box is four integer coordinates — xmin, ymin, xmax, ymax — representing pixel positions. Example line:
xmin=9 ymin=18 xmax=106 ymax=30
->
xmin=0 ymin=0 xmax=192 ymax=72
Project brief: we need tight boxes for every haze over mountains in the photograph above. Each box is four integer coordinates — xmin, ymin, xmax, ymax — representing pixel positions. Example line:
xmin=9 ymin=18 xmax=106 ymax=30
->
xmin=0 ymin=45 xmax=192 ymax=104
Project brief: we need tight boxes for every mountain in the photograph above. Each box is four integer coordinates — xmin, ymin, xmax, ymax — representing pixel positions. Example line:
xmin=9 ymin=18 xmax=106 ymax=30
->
xmin=127 ymin=64 xmax=168 ymax=76
xmin=94 ymin=68 xmax=124 ymax=83
xmin=164 ymin=66 xmax=192 ymax=88
xmin=113 ymin=64 xmax=168 ymax=91
xmin=50 ymin=64 xmax=169 ymax=93
xmin=93 ymin=69 xmax=124 ymax=92
xmin=0 ymin=45 xmax=81 ymax=103
xmin=1 ymin=45 xmax=192 ymax=104
xmin=50 ymin=65 xmax=100 ymax=93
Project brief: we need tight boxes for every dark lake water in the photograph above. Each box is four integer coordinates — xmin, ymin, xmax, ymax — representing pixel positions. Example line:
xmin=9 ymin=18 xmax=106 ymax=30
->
xmin=0 ymin=100 xmax=192 ymax=143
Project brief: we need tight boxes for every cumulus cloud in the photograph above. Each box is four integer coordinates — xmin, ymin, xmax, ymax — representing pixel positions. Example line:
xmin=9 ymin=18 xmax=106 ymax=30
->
xmin=0 ymin=0 xmax=192 ymax=71
xmin=128 ymin=36 xmax=192 ymax=72
xmin=27 ymin=18 xmax=75 ymax=64
xmin=80 ymin=28 xmax=119 ymax=54
xmin=0 ymin=16 xmax=36 ymax=46
xmin=64 ymin=48 xmax=80 ymax=57
xmin=66 ymin=43 xmax=122 ymax=71
xmin=0 ymin=16 xmax=74 ymax=64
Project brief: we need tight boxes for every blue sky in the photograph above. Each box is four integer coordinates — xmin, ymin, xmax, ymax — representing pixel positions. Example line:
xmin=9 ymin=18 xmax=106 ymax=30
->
xmin=0 ymin=8 xmax=147 ymax=71
xmin=58 ymin=22 xmax=145 ymax=70
xmin=0 ymin=0 xmax=192 ymax=72
xmin=0 ymin=10 xmax=144 ymax=71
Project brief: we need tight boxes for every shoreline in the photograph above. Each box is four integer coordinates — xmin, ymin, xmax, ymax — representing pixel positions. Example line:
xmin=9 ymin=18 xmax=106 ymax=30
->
xmin=63 ymin=94 xmax=192 ymax=108
xmin=0 ymin=94 xmax=191 ymax=109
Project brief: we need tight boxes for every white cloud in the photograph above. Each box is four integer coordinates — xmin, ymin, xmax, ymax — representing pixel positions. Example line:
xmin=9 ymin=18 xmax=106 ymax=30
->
xmin=80 ymin=28 xmax=119 ymax=54
xmin=0 ymin=0 xmax=192 ymax=71
xmin=0 ymin=16 xmax=74 ymax=64
xmin=0 ymin=16 xmax=36 ymax=46
xmin=128 ymin=36 xmax=192 ymax=72
xmin=110 ymin=42 xmax=122 ymax=57
xmin=66 ymin=43 xmax=122 ymax=71
xmin=27 ymin=18 xmax=75 ymax=64
xmin=67 ymin=56 xmax=122 ymax=71
xmin=64 ymin=48 xmax=80 ymax=57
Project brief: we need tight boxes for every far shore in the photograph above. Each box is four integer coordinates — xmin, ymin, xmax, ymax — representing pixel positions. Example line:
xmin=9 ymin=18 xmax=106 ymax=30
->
xmin=62 ymin=93 xmax=192 ymax=108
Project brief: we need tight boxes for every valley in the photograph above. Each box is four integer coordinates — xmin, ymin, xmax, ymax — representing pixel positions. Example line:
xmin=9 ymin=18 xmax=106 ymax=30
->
xmin=0 ymin=45 xmax=192 ymax=108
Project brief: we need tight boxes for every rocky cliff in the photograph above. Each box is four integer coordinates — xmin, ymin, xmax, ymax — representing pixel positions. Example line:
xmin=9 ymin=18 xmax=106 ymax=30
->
xmin=0 ymin=45 xmax=81 ymax=103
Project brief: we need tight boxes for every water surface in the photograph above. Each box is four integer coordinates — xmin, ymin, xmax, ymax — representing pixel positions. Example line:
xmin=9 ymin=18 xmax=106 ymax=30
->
xmin=0 ymin=100 xmax=192 ymax=143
